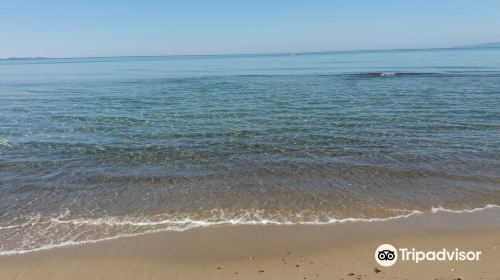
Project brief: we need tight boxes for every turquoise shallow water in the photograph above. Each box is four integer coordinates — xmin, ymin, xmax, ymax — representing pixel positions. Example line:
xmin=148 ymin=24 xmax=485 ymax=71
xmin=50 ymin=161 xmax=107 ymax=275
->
xmin=1 ymin=48 xmax=500 ymax=254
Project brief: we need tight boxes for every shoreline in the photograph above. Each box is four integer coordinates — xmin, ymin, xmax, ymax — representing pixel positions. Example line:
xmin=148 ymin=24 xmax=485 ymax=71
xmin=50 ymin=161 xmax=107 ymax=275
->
xmin=2 ymin=207 xmax=500 ymax=279
xmin=2 ymin=204 xmax=499 ymax=257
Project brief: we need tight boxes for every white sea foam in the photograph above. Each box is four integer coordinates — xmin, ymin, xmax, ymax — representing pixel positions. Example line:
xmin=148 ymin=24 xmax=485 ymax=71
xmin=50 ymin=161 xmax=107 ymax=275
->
xmin=1 ymin=205 xmax=499 ymax=256
xmin=0 ymin=230 xmax=163 ymax=256
xmin=431 ymin=204 xmax=500 ymax=214
xmin=0 ymin=210 xmax=423 ymax=256
xmin=380 ymin=72 xmax=397 ymax=76
xmin=0 ymin=139 xmax=12 ymax=147
xmin=48 ymin=210 xmax=422 ymax=227
xmin=0 ymin=214 xmax=43 ymax=231
xmin=0 ymin=225 xmax=21 ymax=230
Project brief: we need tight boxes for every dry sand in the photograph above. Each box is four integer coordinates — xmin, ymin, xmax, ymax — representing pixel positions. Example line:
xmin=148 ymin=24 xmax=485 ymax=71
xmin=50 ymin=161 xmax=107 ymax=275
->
xmin=1 ymin=208 xmax=500 ymax=280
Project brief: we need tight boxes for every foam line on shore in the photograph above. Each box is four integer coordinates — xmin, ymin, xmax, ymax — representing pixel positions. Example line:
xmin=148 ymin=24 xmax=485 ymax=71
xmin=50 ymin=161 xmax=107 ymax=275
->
xmin=431 ymin=204 xmax=500 ymax=214
xmin=48 ymin=210 xmax=423 ymax=227
xmin=1 ymin=205 xmax=499 ymax=256
xmin=0 ymin=212 xmax=421 ymax=256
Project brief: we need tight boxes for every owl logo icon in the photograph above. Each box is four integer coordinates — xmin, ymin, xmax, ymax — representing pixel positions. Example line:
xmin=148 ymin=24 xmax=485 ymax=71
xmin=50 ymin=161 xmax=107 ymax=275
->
xmin=375 ymin=244 xmax=398 ymax=266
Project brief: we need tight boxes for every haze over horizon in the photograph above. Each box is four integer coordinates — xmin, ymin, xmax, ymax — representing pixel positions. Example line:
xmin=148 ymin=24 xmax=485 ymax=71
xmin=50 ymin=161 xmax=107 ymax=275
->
xmin=2 ymin=0 xmax=500 ymax=58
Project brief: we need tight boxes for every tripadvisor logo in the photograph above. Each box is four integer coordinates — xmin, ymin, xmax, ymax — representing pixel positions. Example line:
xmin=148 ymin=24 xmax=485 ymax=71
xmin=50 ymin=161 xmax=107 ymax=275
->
xmin=375 ymin=244 xmax=482 ymax=267
xmin=375 ymin=244 xmax=398 ymax=267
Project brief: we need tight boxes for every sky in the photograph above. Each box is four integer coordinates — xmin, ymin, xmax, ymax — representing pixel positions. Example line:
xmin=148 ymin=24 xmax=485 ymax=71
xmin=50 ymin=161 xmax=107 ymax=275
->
xmin=2 ymin=0 xmax=500 ymax=58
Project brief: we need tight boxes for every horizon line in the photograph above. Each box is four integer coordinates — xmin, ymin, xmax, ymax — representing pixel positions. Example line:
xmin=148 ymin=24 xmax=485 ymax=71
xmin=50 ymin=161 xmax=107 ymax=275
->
xmin=1 ymin=43 xmax=499 ymax=60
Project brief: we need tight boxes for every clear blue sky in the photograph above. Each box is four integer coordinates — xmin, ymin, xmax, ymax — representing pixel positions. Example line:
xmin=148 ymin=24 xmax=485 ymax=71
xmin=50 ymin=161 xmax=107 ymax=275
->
xmin=2 ymin=0 xmax=500 ymax=58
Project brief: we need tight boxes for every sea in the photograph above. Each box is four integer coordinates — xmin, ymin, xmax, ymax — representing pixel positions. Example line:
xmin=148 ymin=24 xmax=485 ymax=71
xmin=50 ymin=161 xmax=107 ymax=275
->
xmin=1 ymin=47 xmax=500 ymax=255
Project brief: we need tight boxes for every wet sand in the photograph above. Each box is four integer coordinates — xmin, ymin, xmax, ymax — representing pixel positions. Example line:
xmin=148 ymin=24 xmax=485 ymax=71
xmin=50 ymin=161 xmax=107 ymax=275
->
xmin=1 ymin=208 xmax=500 ymax=280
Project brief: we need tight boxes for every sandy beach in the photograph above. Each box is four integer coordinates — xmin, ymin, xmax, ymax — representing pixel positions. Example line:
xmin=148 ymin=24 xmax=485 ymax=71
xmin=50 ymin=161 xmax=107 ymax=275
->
xmin=1 ymin=207 xmax=499 ymax=280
